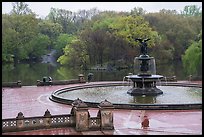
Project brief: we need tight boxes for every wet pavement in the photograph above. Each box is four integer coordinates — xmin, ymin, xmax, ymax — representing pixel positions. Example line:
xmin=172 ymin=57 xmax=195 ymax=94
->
xmin=2 ymin=82 xmax=202 ymax=135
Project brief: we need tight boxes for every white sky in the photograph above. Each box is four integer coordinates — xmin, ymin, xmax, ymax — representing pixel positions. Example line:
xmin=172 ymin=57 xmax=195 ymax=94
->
xmin=2 ymin=2 xmax=202 ymax=18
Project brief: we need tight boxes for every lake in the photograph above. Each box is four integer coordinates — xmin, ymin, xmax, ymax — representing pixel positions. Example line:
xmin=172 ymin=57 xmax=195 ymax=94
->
xmin=2 ymin=61 xmax=187 ymax=86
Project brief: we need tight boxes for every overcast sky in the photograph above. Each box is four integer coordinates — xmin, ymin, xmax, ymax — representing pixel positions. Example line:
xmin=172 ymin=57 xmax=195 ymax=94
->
xmin=2 ymin=2 xmax=202 ymax=18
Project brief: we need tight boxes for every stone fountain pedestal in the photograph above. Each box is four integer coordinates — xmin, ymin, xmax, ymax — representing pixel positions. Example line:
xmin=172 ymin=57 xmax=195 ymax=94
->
xmin=126 ymin=38 xmax=164 ymax=96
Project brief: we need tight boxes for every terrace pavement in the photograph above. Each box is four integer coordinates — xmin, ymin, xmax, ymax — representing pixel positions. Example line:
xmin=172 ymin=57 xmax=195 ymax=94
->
xmin=2 ymin=81 xmax=202 ymax=135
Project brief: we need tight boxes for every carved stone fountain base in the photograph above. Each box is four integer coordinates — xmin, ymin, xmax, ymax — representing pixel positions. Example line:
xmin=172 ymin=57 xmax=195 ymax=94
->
xmin=125 ymin=74 xmax=164 ymax=96
xmin=127 ymin=87 xmax=163 ymax=96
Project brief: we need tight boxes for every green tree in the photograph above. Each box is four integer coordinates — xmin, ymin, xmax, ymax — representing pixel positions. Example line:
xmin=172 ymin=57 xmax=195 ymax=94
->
xmin=2 ymin=14 xmax=17 ymax=62
xmin=130 ymin=7 xmax=146 ymax=16
xmin=47 ymin=7 xmax=100 ymax=34
xmin=2 ymin=13 xmax=39 ymax=62
xmin=27 ymin=34 xmax=50 ymax=60
xmin=11 ymin=2 xmax=34 ymax=15
xmin=80 ymin=12 xmax=124 ymax=67
xmin=47 ymin=8 xmax=77 ymax=34
xmin=159 ymin=9 xmax=178 ymax=15
xmin=2 ymin=2 xmax=41 ymax=63
xmin=55 ymin=34 xmax=77 ymax=58
xmin=57 ymin=38 xmax=89 ymax=69
xmin=109 ymin=15 xmax=160 ymax=49
xmin=144 ymin=10 xmax=202 ymax=61
xmin=38 ymin=20 xmax=63 ymax=50
xmin=181 ymin=5 xmax=202 ymax=16
xmin=182 ymin=31 xmax=202 ymax=76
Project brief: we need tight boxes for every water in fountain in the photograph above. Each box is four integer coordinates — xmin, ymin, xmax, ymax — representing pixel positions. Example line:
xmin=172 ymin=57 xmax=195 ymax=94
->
xmin=123 ymin=76 xmax=126 ymax=85
xmin=53 ymin=85 xmax=202 ymax=104
xmin=157 ymin=77 xmax=162 ymax=87
xmin=123 ymin=73 xmax=133 ymax=86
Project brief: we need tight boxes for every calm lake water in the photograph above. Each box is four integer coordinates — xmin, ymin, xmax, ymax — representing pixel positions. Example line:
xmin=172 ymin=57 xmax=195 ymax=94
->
xmin=2 ymin=61 xmax=187 ymax=86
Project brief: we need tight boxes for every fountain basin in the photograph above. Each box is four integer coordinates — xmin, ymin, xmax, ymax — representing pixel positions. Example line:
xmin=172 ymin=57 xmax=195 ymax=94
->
xmin=49 ymin=82 xmax=202 ymax=110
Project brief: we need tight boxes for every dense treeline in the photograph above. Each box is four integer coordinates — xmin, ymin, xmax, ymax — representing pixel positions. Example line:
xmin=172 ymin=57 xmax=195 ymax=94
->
xmin=2 ymin=2 xmax=202 ymax=76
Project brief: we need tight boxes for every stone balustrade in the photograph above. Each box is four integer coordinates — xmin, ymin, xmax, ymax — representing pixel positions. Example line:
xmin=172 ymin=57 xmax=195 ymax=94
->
xmin=2 ymin=99 xmax=114 ymax=133
xmin=2 ymin=81 xmax=22 ymax=87
xmin=37 ymin=74 xmax=86 ymax=86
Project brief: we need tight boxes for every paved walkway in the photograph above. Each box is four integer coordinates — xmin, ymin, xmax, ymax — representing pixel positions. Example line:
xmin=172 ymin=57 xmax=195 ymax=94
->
xmin=2 ymin=82 xmax=202 ymax=135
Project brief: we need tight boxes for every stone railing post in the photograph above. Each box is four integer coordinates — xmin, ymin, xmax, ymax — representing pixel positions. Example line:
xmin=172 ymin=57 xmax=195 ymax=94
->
xmin=78 ymin=74 xmax=85 ymax=83
xmin=17 ymin=80 xmax=22 ymax=87
xmin=43 ymin=109 xmax=52 ymax=127
xmin=36 ymin=80 xmax=41 ymax=86
xmin=16 ymin=112 xmax=24 ymax=129
xmin=97 ymin=99 xmax=114 ymax=130
xmin=71 ymin=98 xmax=89 ymax=131
xmin=188 ymin=75 xmax=192 ymax=81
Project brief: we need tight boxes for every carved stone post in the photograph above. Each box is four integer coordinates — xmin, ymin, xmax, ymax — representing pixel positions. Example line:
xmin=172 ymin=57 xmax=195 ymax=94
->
xmin=71 ymin=98 xmax=89 ymax=131
xmin=36 ymin=80 xmax=41 ymax=86
xmin=97 ymin=99 xmax=114 ymax=130
xmin=78 ymin=74 xmax=85 ymax=83
xmin=16 ymin=112 xmax=24 ymax=128
xmin=43 ymin=109 xmax=52 ymax=127
xmin=17 ymin=80 xmax=22 ymax=87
